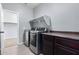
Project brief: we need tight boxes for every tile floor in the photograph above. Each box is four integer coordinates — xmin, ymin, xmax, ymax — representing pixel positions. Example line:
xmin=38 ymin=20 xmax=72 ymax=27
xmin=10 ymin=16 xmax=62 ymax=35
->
xmin=3 ymin=45 xmax=34 ymax=55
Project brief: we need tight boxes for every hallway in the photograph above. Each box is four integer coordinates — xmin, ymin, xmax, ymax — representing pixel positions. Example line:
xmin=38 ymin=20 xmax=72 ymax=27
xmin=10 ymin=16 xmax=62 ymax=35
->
xmin=4 ymin=38 xmax=17 ymax=48
xmin=3 ymin=45 xmax=34 ymax=55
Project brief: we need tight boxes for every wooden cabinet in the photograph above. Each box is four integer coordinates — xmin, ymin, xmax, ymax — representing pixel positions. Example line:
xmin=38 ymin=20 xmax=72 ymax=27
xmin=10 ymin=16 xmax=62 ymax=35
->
xmin=42 ymin=34 xmax=55 ymax=55
xmin=42 ymin=33 xmax=79 ymax=55
xmin=55 ymin=36 xmax=79 ymax=55
xmin=56 ymin=36 xmax=79 ymax=51
xmin=54 ymin=43 xmax=77 ymax=55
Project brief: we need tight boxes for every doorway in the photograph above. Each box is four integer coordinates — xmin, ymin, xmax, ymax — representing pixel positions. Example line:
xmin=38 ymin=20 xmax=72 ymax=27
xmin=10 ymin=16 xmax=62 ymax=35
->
xmin=3 ymin=9 xmax=18 ymax=48
xmin=0 ymin=5 xmax=19 ymax=54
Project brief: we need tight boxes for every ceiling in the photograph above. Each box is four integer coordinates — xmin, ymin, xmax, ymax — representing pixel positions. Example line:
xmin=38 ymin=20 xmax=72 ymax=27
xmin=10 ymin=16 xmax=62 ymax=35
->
xmin=26 ymin=3 xmax=40 ymax=8
xmin=2 ymin=3 xmax=40 ymax=9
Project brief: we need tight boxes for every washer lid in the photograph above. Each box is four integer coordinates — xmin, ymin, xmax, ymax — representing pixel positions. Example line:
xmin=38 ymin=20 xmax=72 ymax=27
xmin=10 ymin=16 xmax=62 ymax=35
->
xmin=29 ymin=16 xmax=51 ymax=29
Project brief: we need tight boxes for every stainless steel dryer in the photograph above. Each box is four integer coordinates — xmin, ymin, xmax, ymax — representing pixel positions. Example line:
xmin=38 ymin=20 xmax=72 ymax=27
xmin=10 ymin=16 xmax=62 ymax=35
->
xmin=29 ymin=15 xmax=51 ymax=54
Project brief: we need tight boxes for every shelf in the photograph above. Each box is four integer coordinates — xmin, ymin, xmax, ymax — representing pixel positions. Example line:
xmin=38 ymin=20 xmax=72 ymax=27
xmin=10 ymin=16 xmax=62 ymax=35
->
xmin=3 ymin=9 xmax=18 ymax=24
xmin=3 ymin=22 xmax=18 ymax=24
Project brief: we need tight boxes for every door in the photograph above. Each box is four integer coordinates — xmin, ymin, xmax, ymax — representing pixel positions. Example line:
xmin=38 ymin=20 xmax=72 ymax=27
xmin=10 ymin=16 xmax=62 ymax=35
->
xmin=0 ymin=3 xmax=4 ymax=54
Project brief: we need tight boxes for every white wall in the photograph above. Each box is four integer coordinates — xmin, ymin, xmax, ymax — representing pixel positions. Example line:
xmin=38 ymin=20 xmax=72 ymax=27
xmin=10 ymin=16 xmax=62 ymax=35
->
xmin=34 ymin=3 xmax=79 ymax=32
xmin=2 ymin=3 xmax=33 ymax=43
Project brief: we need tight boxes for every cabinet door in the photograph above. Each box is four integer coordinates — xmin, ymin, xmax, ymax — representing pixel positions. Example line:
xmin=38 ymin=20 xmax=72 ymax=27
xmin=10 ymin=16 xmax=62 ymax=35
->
xmin=43 ymin=41 xmax=54 ymax=55
xmin=54 ymin=43 xmax=77 ymax=55
xmin=56 ymin=36 xmax=79 ymax=51
xmin=42 ymin=34 xmax=54 ymax=55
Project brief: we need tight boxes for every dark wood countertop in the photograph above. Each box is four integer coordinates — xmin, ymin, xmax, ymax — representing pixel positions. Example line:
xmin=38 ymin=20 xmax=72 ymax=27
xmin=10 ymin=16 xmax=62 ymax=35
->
xmin=42 ymin=32 xmax=79 ymax=40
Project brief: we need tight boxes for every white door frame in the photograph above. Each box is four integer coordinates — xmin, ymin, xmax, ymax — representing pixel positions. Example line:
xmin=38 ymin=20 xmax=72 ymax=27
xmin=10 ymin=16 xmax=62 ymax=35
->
xmin=1 ymin=6 xmax=20 ymax=54
xmin=0 ymin=3 xmax=4 ymax=54
xmin=17 ymin=12 xmax=20 ymax=45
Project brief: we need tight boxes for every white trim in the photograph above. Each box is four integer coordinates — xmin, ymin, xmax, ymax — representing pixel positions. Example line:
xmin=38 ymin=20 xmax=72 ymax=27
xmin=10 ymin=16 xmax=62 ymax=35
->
xmin=16 ymin=13 xmax=19 ymax=46
xmin=17 ymin=42 xmax=24 ymax=45
xmin=0 ymin=4 xmax=4 ymax=54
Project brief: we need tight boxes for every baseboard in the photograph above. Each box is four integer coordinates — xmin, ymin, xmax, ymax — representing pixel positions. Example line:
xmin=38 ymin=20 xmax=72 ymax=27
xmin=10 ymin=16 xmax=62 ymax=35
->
xmin=17 ymin=42 xmax=24 ymax=45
